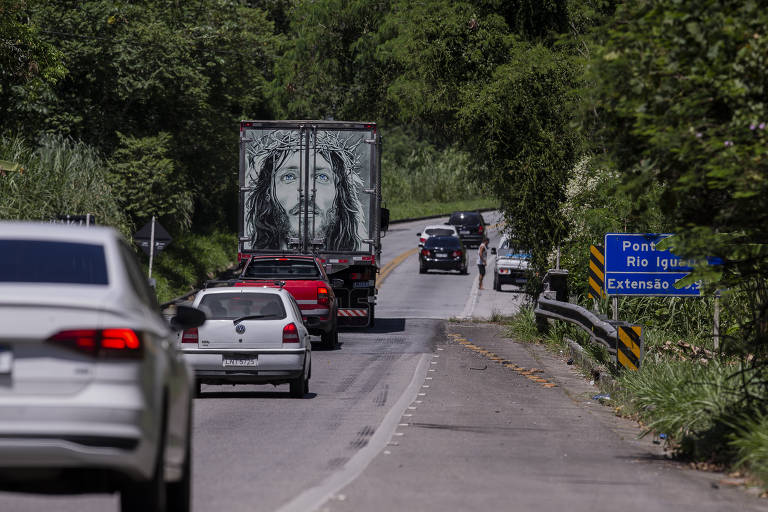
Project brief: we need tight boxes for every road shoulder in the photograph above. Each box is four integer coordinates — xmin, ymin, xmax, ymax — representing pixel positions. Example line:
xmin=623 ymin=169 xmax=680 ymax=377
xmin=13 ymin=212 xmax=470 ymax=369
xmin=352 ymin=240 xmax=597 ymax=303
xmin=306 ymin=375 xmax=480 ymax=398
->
xmin=319 ymin=321 xmax=767 ymax=512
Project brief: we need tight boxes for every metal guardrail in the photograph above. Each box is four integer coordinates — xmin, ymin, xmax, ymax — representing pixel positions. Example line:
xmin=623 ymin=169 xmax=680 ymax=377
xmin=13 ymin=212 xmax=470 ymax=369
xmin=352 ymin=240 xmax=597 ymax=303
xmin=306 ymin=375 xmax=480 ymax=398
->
xmin=534 ymin=292 xmax=617 ymax=356
xmin=160 ymin=289 xmax=198 ymax=310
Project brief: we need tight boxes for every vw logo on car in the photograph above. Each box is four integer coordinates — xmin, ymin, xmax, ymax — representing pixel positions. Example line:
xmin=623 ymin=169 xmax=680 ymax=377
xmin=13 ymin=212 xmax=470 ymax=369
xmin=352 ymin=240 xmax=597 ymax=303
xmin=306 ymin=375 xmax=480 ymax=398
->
xmin=235 ymin=324 xmax=246 ymax=334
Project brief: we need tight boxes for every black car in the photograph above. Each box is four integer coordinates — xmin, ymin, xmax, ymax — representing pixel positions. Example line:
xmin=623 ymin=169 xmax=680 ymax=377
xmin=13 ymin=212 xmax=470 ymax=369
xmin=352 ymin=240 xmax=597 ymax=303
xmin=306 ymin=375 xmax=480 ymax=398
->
xmin=419 ymin=236 xmax=468 ymax=274
xmin=447 ymin=211 xmax=486 ymax=248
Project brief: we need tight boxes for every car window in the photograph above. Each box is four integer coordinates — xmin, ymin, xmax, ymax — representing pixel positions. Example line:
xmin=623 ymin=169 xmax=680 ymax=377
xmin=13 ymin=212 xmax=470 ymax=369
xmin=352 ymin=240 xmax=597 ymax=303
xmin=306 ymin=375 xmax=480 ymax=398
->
xmin=448 ymin=212 xmax=480 ymax=225
xmin=0 ymin=240 xmax=108 ymax=285
xmin=499 ymin=239 xmax=531 ymax=257
xmin=118 ymin=241 xmax=159 ymax=308
xmin=199 ymin=293 xmax=286 ymax=320
xmin=425 ymin=236 xmax=461 ymax=248
xmin=243 ymin=259 xmax=321 ymax=278
xmin=425 ymin=228 xmax=455 ymax=237
xmin=287 ymin=296 xmax=303 ymax=322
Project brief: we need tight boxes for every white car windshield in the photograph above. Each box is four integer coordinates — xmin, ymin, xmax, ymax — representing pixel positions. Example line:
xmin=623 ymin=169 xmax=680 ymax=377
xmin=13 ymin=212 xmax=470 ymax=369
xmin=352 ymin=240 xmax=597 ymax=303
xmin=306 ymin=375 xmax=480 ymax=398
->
xmin=199 ymin=293 xmax=286 ymax=320
xmin=425 ymin=228 xmax=455 ymax=237
xmin=499 ymin=239 xmax=531 ymax=258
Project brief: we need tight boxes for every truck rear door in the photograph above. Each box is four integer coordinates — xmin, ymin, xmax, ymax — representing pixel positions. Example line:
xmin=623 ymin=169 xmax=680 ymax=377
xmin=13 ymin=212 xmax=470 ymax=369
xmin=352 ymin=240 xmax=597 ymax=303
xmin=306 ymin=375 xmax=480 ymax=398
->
xmin=240 ymin=121 xmax=379 ymax=253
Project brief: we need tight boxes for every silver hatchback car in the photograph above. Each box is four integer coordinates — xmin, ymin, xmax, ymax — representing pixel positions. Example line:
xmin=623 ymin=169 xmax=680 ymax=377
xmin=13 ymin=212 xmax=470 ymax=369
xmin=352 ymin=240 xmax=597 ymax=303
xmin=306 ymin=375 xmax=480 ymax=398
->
xmin=0 ymin=222 xmax=205 ymax=512
xmin=181 ymin=286 xmax=311 ymax=398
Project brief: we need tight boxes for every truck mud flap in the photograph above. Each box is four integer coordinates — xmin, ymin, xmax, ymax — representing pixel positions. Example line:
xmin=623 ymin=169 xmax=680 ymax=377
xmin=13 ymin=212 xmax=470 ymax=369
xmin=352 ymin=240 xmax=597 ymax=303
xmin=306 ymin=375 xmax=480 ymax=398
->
xmin=337 ymin=308 xmax=370 ymax=327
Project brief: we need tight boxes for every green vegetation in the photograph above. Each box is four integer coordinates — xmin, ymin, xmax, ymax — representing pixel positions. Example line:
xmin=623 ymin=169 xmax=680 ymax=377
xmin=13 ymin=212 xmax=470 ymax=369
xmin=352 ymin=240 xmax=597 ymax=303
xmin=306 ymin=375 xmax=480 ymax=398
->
xmin=149 ymin=231 xmax=237 ymax=304
xmin=388 ymin=200 xmax=495 ymax=223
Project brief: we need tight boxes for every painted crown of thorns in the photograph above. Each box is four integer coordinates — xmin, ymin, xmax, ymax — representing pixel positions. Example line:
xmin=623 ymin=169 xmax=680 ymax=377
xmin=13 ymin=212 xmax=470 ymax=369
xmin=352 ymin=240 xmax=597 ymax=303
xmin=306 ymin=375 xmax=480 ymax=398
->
xmin=248 ymin=130 xmax=362 ymax=176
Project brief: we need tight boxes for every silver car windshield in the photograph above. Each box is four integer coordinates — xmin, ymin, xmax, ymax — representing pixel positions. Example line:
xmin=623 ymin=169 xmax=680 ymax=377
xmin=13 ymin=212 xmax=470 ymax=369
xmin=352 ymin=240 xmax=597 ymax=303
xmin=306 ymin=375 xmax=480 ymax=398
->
xmin=199 ymin=293 xmax=286 ymax=320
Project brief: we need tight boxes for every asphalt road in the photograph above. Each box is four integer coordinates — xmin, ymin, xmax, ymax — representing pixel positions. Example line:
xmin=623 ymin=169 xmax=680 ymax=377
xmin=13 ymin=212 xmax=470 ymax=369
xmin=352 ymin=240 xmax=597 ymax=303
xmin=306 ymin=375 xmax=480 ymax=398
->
xmin=1 ymin=213 xmax=765 ymax=511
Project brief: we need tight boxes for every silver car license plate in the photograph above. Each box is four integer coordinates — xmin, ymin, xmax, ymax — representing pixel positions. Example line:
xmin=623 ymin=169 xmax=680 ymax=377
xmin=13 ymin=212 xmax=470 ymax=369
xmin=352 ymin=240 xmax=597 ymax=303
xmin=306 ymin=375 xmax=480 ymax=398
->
xmin=436 ymin=252 xmax=447 ymax=258
xmin=0 ymin=346 xmax=12 ymax=374
xmin=222 ymin=355 xmax=257 ymax=367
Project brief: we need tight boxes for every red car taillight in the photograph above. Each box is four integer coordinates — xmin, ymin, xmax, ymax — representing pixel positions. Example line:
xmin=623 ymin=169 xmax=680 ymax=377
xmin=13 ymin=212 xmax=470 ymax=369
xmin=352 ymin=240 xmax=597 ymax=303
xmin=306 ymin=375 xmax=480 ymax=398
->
xmin=421 ymin=249 xmax=430 ymax=256
xmin=317 ymin=286 xmax=330 ymax=306
xmin=420 ymin=237 xmax=426 ymax=244
xmin=478 ymin=225 xmax=484 ymax=233
xmin=453 ymin=250 xmax=463 ymax=257
xmin=181 ymin=328 xmax=199 ymax=344
xmin=283 ymin=323 xmax=300 ymax=343
xmin=47 ymin=329 xmax=143 ymax=359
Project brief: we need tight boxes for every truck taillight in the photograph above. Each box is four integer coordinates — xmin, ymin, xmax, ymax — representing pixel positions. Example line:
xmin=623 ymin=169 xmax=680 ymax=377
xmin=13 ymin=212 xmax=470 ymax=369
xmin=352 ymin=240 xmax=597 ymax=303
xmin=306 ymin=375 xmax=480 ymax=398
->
xmin=478 ymin=225 xmax=484 ymax=233
xmin=283 ymin=323 xmax=300 ymax=343
xmin=318 ymin=286 xmax=330 ymax=306
xmin=47 ymin=329 xmax=143 ymax=359
xmin=453 ymin=250 xmax=462 ymax=257
xmin=421 ymin=249 xmax=429 ymax=256
xmin=181 ymin=328 xmax=199 ymax=344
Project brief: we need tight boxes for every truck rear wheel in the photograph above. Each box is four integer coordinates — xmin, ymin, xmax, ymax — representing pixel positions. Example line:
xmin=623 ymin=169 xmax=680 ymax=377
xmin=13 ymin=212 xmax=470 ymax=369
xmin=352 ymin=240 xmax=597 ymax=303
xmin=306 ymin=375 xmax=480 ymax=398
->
xmin=320 ymin=326 xmax=337 ymax=349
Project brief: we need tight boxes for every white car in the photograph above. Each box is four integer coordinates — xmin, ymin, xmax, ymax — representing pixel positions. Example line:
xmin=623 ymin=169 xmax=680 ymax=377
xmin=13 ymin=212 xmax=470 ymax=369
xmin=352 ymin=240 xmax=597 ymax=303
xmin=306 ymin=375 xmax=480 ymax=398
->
xmin=0 ymin=222 xmax=204 ymax=512
xmin=491 ymin=235 xmax=531 ymax=291
xmin=181 ymin=286 xmax=311 ymax=398
xmin=417 ymin=224 xmax=459 ymax=247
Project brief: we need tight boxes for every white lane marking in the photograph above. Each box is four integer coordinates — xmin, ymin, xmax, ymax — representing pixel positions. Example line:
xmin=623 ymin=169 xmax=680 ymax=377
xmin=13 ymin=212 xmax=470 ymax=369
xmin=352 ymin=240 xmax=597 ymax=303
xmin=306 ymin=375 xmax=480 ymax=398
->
xmin=460 ymin=275 xmax=480 ymax=319
xmin=274 ymin=353 xmax=431 ymax=512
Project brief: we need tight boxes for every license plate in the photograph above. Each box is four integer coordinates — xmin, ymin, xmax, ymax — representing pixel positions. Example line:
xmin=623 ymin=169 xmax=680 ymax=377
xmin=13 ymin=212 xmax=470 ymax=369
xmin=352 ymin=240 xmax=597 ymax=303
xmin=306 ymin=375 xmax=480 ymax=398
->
xmin=460 ymin=230 xmax=470 ymax=234
xmin=436 ymin=252 xmax=448 ymax=258
xmin=0 ymin=346 xmax=12 ymax=374
xmin=222 ymin=355 xmax=257 ymax=367
xmin=353 ymin=280 xmax=374 ymax=288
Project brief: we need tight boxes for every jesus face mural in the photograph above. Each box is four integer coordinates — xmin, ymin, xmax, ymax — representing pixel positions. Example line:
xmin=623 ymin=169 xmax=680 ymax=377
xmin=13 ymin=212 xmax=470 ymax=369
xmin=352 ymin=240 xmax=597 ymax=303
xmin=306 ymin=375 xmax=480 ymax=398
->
xmin=272 ymin=151 xmax=339 ymax=241
xmin=243 ymin=129 xmax=369 ymax=252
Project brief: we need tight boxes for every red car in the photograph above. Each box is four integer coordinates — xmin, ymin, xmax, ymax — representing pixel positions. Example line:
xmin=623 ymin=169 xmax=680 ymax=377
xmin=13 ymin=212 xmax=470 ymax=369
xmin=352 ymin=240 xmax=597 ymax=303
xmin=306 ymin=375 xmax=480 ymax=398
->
xmin=235 ymin=255 xmax=340 ymax=349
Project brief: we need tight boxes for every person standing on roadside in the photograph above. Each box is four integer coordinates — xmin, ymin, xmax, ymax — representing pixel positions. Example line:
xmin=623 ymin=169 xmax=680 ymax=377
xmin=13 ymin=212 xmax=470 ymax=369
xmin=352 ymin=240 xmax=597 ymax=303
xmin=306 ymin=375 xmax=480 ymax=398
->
xmin=477 ymin=236 xmax=489 ymax=289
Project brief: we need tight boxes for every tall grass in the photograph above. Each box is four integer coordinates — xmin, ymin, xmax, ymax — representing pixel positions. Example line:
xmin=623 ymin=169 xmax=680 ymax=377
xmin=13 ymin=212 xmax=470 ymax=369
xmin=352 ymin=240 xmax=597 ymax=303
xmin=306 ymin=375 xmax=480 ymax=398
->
xmin=382 ymin=129 xmax=489 ymax=217
xmin=0 ymin=135 xmax=130 ymax=234
xmin=506 ymin=305 xmax=541 ymax=343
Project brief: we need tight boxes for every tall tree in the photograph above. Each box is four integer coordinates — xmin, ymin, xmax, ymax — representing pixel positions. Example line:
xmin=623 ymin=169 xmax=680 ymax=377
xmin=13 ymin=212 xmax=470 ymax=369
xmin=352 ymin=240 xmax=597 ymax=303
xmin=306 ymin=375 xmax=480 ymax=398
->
xmin=584 ymin=1 xmax=768 ymax=389
xmin=0 ymin=0 xmax=65 ymax=135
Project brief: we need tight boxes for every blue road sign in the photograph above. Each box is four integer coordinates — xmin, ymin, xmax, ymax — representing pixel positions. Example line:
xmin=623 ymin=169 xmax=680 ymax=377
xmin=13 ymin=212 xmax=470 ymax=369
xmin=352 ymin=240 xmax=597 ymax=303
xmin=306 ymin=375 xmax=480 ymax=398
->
xmin=603 ymin=233 xmax=702 ymax=296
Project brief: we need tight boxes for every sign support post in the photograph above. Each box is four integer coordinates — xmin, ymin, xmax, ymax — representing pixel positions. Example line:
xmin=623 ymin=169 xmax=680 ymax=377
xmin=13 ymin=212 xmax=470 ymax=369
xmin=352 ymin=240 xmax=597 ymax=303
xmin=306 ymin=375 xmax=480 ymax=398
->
xmin=134 ymin=217 xmax=172 ymax=280
xmin=714 ymin=292 xmax=720 ymax=351
xmin=148 ymin=216 xmax=156 ymax=279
